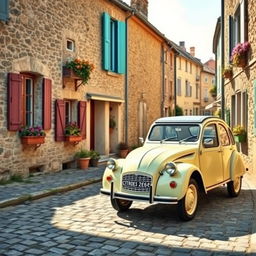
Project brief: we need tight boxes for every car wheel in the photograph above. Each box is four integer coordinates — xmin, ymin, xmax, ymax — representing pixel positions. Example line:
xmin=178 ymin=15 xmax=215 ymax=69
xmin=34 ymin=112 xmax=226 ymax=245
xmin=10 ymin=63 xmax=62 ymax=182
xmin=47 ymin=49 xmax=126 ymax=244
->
xmin=227 ymin=176 xmax=242 ymax=197
xmin=111 ymin=198 xmax=133 ymax=212
xmin=177 ymin=178 xmax=198 ymax=221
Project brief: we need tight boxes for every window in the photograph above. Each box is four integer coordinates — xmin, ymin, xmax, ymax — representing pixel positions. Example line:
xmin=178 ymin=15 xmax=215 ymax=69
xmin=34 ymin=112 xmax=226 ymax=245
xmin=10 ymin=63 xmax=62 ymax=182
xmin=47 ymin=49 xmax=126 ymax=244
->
xmin=64 ymin=100 xmax=78 ymax=126
xmin=23 ymin=76 xmax=34 ymax=127
xmin=102 ymin=12 xmax=126 ymax=74
xmin=170 ymin=81 xmax=173 ymax=99
xmin=179 ymin=58 xmax=181 ymax=70
xmin=202 ymin=124 xmax=219 ymax=148
xmin=66 ymin=39 xmax=75 ymax=52
xmin=218 ymin=124 xmax=230 ymax=146
xmin=196 ymin=84 xmax=199 ymax=99
xmin=0 ymin=0 xmax=9 ymax=21
xmin=170 ymin=53 xmax=173 ymax=67
xmin=185 ymin=81 xmax=192 ymax=97
xmin=205 ymin=77 xmax=208 ymax=83
xmin=190 ymin=63 xmax=192 ymax=73
xmin=190 ymin=110 xmax=192 ymax=115
xmin=177 ymin=78 xmax=182 ymax=96
xmin=185 ymin=60 xmax=188 ymax=72
xmin=185 ymin=109 xmax=188 ymax=115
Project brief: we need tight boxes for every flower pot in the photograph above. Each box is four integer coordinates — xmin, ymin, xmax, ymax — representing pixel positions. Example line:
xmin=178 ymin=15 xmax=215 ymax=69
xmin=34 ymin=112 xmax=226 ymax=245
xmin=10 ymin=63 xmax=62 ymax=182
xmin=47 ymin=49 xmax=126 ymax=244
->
xmin=119 ymin=149 xmax=129 ymax=158
xmin=63 ymin=67 xmax=80 ymax=80
xmin=21 ymin=136 xmax=45 ymax=145
xmin=65 ymin=135 xmax=82 ymax=142
xmin=78 ymin=158 xmax=90 ymax=169
xmin=236 ymin=56 xmax=247 ymax=68
xmin=234 ymin=134 xmax=246 ymax=143
xmin=90 ymin=158 xmax=99 ymax=167
xmin=223 ymin=71 xmax=233 ymax=79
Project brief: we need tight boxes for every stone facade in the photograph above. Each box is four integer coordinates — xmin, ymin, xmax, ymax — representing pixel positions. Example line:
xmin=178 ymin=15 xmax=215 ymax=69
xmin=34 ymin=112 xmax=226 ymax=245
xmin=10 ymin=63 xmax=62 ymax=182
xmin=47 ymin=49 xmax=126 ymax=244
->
xmin=0 ymin=0 xmax=176 ymax=179
xmin=223 ymin=0 xmax=256 ymax=173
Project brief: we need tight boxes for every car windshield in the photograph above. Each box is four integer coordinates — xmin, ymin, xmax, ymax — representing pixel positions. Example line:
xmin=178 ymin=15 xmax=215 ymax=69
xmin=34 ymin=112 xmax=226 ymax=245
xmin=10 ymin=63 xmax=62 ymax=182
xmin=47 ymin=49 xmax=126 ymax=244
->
xmin=148 ymin=124 xmax=200 ymax=143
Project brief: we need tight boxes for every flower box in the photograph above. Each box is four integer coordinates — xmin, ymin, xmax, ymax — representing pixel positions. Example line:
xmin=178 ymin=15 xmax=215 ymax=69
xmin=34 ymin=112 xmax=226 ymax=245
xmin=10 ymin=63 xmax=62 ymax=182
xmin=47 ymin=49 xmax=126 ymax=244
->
xmin=65 ymin=135 xmax=82 ymax=142
xmin=234 ymin=134 xmax=246 ymax=143
xmin=63 ymin=67 xmax=80 ymax=80
xmin=21 ymin=136 xmax=45 ymax=145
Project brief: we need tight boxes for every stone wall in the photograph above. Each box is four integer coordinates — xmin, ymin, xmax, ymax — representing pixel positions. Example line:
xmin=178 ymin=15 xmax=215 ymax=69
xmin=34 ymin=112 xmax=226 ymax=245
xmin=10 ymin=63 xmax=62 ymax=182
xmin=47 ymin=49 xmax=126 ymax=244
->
xmin=0 ymin=0 xmax=126 ymax=178
xmin=224 ymin=0 xmax=256 ymax=173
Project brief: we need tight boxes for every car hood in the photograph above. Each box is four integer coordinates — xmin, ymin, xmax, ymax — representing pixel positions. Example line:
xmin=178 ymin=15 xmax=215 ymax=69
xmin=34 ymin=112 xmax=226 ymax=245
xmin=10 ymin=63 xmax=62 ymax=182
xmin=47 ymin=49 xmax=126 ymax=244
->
xmin=123 ymin=143 xmax=198 ymax=175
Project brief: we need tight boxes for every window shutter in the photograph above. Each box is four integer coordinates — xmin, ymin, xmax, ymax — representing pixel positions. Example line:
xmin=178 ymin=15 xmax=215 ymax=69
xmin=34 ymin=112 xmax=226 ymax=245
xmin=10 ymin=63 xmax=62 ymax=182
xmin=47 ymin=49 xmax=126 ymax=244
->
xmin=117 ymin=21 xmax=126 ymax=74
xmin=55 ymin=99 xmax=65 ymax=141
xmin=229 ymin=15 xmax=234 ymax=59
xmin=78 ymin=101 xmax=87 ymax=139
xmin=102 ymin=12 xmax=111 ymax=71
xmin=0 ymin=0 xmax=9 ymax=22
xmin=43 ymin=78 xmax=52 ymax=130
xmin=8 ymin=73 xmax=22 ymax=131
xmin=254 ymin=80 xmax=256 ymax=136
xmin=240 ymin=0 xmax=245 ymax=43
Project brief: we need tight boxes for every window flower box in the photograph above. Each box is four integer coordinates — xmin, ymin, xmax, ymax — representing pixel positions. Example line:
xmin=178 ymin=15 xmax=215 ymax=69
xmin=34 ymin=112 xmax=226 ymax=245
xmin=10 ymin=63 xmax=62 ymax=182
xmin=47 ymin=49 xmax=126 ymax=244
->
xmin=65 ymin=135 xmax=82 ymax=142
xmin=232 ymin=125 xmax=246 ymax=143
xmin=21 ymin=136 xmax=45 ymax=145
xmin=231 ymin=42 xmax=250 ymax=68
xmin=19 ymin=126 xmax=46 ymax=147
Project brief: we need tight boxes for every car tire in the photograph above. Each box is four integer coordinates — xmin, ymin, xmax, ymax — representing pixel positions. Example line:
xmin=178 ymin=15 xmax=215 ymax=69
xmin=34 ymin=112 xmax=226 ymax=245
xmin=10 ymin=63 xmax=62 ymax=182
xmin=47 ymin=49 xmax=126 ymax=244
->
xmin=227 ymin=176 xmax=242 ymax=197
xmin=111 ymin=198 xmax=133 ymax=212
xmin=177 ymin=178 xmax=198 ymax=221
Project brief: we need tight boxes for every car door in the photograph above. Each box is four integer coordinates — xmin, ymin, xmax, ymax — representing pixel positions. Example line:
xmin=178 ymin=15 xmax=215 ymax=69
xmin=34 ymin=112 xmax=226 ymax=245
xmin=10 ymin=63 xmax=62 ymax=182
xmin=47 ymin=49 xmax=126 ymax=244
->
xmin=218 ymin=123 xmax=235 ymax=181
xmin=199 ymin=123 xmax=224 ymax=189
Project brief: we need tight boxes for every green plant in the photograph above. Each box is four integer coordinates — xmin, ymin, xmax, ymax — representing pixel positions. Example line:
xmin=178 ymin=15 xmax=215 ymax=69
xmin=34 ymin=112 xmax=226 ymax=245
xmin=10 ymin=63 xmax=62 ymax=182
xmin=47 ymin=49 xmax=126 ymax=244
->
xmin=231 ymin=42 xmax=250 ymax=67
xmin=175 ymin=105 xmax=183 ymax=116
xmin=75 ymin=149 xmax=91 ymax=158
xmin=214 ymin=109 xmax=221 ymax=118
xmin=209 ymin=85 xmax=217 ymax=98
xmin=89 ymin=150 xmax=100 ymax=160
xmin=65 ymin=122 xmax=80 ymax=136
xmin=109 ymin=117 xmax=116 ymax=129
xmin=222 ymin=65 xmax=233 ymax=78
xmin=64 ymin=58 xmax=94 ymax=85
xmin=19 ymin=126 xmax=45 ymax=137
xmin=118 ymin=142 xmax=129 ymax=150
xmin=232 ymin=125 xmax=246 ymax=136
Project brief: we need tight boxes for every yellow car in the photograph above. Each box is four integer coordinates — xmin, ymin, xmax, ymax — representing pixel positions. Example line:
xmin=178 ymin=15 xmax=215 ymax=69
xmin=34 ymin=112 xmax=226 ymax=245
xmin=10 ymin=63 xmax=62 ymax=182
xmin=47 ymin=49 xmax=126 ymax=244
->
xmin=100 ymin=116 xmax=245 ymax=220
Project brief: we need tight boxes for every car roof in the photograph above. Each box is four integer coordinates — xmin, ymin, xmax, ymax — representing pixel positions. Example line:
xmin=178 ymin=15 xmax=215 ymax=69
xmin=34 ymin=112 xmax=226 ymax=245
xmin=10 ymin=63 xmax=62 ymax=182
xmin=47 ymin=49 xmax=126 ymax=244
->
xmin=155 ymin=116 xmax=220 ymax=124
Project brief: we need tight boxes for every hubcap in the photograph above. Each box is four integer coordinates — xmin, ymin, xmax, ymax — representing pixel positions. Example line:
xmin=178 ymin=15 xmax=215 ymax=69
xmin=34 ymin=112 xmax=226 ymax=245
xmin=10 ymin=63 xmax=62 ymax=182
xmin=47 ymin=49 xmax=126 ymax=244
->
xmin=185 ymin=184 xmax=198 ymax=215
xmin=233 ymin=177 xmax=241 ymax=193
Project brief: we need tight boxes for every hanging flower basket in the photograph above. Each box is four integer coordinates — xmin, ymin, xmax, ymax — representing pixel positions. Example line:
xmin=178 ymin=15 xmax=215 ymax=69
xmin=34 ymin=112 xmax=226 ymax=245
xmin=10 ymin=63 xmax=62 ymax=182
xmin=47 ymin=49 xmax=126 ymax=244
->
xmin=234 ymin=134 xmax=246 ymax=143
xmin=231 ymin=42 xmax=250 ymax=68
xmin=65 ymin=135 xmax=82 ymax=142
xmin=21 ymin=136 xmax=45 ymax=145
xmin=232 ymin=125 xmax=246 ymax=143
xmin=63 ymin=67 xmax=81 ymax=80
xmin=222 ymin=66 xmax=233 ymax=79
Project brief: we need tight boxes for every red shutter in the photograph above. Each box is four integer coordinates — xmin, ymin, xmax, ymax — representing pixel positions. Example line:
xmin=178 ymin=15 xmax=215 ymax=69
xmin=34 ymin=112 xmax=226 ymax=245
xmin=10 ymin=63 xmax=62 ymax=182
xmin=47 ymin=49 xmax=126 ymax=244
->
xmin=55 ymin=99 xmax=65 ymax=141
xmin=8 ymin=73 xmax=22 ymax=131
xmin=43 ymin=78 xmax=52 ymax=130
xmin=78 ymin=101 xmax=87 ymax=139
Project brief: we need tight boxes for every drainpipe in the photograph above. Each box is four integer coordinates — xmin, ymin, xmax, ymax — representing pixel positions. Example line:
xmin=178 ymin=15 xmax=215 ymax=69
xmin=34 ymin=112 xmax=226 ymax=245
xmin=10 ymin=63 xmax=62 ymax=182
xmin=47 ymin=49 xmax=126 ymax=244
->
xmin=125 ymin=11 xmax=135 ymax=144
xmin=161 ymin=45 xmax=165 ymax=117
xmin=174 ymin=53 xmax=178 ymax=115
xmin=221 ymin=0 xmax=225 ymax=120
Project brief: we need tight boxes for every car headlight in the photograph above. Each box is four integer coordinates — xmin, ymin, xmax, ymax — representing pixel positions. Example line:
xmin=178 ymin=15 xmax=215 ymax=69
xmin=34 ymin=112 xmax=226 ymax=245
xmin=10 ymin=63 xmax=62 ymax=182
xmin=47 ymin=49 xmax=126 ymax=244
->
xmin=107 ymin=159 xmax=117 ymax=171
xmin=164 ymin=162 xmax=178 ymax=176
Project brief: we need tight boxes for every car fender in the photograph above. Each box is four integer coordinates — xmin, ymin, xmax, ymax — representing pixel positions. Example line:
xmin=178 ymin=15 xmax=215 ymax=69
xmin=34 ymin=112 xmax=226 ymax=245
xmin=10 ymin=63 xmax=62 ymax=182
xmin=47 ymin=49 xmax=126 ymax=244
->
xmin=229 ymin=151 xmax=246 ymax=180
xmin=156 ymin=162 xmax=206 ymax=201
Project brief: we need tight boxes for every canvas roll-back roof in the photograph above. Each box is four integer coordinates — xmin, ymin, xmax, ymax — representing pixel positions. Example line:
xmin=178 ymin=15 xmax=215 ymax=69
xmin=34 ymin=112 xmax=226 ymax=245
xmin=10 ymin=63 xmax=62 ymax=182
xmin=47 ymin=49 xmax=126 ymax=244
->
xmin=155 ymin=116 xmax=218 ymax=124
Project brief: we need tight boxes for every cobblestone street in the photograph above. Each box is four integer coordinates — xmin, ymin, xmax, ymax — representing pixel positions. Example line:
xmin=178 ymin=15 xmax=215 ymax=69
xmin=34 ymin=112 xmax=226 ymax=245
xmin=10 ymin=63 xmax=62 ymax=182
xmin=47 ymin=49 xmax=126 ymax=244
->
xmin=0 ymin=178 xmax=255 ymax=256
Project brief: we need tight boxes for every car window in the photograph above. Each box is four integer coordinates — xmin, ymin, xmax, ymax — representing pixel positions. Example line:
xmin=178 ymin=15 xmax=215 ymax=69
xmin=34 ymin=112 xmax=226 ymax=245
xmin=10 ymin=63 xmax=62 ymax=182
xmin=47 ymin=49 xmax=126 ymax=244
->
xmin=202 ymin=124 xmax=219 ymax=148
xmin=218 ymin=124 xmax=230 ymax=146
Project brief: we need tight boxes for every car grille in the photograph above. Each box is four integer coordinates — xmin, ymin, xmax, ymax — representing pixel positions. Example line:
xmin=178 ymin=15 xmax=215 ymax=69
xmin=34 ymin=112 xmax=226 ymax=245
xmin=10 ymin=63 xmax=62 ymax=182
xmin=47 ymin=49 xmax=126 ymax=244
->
xmin=122 ymin=173 xmax=152 ymax=192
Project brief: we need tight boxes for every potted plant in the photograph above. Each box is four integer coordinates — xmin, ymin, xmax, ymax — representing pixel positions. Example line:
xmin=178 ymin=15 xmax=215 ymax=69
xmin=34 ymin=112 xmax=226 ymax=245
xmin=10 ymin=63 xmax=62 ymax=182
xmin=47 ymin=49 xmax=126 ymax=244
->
xmin=222 ymin=65 xmax=233 ymax=79
xmin=65 ymin=122 xmax=82 ymax=142
xmin=231 ymin=42 xmax=250 ymax=68
xmin=209 ymin=85 xmax=217 ymax=98
xmin=109 ymin=117 xmax=116 ymax=133
xmin=232 ymin=125 xmax=246 ymax=143
xmin=19 ymin=126 xmax=46 ymax=145
xmin=75 ymin=149 xmax=91 ymax=169
xmin=63 ymin=58 xmax=94 ymax=85
xmin=118 ymin=142 xmax=129 ymax=158
xmin=89 ymin=150 xmax=100 ymax=167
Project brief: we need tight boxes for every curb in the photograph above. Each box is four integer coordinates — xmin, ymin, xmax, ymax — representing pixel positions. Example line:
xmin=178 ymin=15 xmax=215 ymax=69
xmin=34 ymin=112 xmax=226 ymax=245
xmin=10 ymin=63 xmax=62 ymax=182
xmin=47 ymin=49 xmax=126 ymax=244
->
xmin=244 ymin=173 xmax=256 ymax=254
xmin=0 ymin=178 xmax=102 ymax=209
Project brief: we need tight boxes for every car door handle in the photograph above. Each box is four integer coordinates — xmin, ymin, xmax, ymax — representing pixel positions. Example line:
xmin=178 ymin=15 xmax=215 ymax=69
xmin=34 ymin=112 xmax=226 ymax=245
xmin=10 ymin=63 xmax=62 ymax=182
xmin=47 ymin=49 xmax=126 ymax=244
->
xmin=218 ymin=150 xmax=223 ymax=153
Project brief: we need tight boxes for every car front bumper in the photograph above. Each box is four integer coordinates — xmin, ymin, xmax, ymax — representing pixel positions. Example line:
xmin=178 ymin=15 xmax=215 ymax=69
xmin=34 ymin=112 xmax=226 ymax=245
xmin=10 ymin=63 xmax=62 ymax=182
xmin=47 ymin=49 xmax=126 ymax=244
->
xmin=100 ymin=182 xmax=178 ymax=204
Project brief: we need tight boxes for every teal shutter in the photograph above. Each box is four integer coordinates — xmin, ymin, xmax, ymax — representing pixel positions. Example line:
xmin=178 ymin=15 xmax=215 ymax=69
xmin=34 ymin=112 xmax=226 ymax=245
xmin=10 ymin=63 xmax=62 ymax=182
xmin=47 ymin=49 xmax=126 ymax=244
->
xmin=254 ymin=80 xmax=256 ymax=135
xmin=0 ymin=0 xmax=9 ymax=21
xmin=102 ymin=12 xmax=111 ymax=71
xmin=117 ymin=21 xmax=126 ymax=74
xmin=229 ymin=15 xmax=234 ymax=59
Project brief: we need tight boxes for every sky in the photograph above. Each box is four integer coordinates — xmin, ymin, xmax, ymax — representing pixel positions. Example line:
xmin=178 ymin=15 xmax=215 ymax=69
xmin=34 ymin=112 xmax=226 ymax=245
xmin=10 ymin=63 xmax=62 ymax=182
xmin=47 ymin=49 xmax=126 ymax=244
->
xmin=122 ymin=0 xmax=221 ymax=63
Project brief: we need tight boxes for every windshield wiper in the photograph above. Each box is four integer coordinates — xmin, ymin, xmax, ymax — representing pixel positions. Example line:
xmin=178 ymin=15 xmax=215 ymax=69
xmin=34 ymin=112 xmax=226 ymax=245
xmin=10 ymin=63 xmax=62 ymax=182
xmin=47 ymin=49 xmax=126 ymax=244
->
xmin=160 ymin=136 xmax=177 ymax=144
xmin=179 ymin=135 xmax=198 ymax=144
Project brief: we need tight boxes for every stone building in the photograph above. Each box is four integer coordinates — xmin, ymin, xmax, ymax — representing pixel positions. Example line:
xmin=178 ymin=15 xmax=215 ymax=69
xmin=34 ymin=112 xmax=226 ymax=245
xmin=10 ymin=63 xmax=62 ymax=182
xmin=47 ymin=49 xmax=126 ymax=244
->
xmin=174 ymin=42 xmax=202 ymax=116
xmin=0 ymin=0 xmax=176 ymax=179
xmin=220 ymin=0 xmax=256 ymax=172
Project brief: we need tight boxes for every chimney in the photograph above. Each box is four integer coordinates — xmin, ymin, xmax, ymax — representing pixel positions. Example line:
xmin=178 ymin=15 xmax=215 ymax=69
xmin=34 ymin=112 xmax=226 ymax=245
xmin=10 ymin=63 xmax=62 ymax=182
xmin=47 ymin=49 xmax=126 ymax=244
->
xmin=190 ymin=47 xmax=195 ymax=57
xmin=179 ymin=41 xmax=186 ymax=51
xmin=131 ymin=0 xmax=148 ymax=18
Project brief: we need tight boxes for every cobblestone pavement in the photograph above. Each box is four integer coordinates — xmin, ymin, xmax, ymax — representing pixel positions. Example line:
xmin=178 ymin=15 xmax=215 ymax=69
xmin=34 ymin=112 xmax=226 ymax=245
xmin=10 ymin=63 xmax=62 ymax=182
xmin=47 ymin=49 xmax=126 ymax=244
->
xmin=0 ymin=178 xmax=255 ymax=256
xmin=0 ymin=168 xmax=104 ymax=202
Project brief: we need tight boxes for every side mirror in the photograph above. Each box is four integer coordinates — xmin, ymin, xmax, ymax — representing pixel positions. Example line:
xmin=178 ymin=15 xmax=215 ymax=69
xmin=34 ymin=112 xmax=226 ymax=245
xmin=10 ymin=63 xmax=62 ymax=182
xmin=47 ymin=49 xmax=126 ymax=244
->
xmin=203 ymin=138 xmax=214 ymax=147
xmin=139 ymin=137 xmax=144 ymax=145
